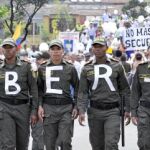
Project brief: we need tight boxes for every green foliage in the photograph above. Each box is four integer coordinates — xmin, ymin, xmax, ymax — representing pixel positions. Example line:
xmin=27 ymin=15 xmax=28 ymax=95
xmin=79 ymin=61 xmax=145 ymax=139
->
xmin=40 ymin=25 xmax=50 ymax=42
xmin=53 ymin=0 xmax=74 ymax=32
xmin=0 ymin=6 xmax=9 ymax=18
xmin=122 ymin=0 xmax=148 ymax=19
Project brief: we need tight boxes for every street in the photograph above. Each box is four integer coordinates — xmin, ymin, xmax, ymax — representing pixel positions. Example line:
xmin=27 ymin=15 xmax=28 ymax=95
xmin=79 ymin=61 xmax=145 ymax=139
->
xmin=29 ymin=119 xmax=138 ymax=150
xmin=73 ymin=119 xmax=138 ymax=150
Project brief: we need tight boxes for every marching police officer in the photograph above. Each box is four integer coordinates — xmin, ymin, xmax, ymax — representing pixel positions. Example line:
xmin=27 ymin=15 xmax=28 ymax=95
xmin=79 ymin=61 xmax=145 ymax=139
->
xmin=0 ymin=38 xmax=38 ymax=150
xmin=31 ymin=52 xmax=50 ymax=150
xmin=131 ymin=50 xmax=150 ymax=149
xmin=78 ymin=38 xmax=130 ymax=150
xmin=38 ymin=39 xmax=79 ymax=150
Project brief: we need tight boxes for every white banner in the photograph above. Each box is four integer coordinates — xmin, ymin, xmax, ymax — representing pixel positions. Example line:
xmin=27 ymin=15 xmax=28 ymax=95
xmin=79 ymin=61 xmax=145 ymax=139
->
xmin=59 ymin=32 xmax=79 ymax=53
xmin=123 ymin=27 xmax=150 ymax=51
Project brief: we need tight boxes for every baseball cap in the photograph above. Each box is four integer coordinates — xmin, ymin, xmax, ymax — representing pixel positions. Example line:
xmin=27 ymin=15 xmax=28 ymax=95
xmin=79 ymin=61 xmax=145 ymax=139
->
xmin=49 ymin=39 xmax=63 ymax=49
xmin=92 ymin=38 xmax=107 ymax=46
xmin=1 ymin=38 xmax=17 ymax=48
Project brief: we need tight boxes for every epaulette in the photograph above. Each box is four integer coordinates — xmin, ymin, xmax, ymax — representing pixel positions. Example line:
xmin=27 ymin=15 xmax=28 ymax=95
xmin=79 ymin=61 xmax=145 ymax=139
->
xmin=21 ymin=59 xmax=30 ymax=63
xmin=139 ymin=61 xmax=148 ymax=65
xmin=84 ymin=60 xmax=93 ymax=66
xmin=110 ymin=57 xmax=119 ymax=62
xmin=41 ymin=60 xmax=48 ymax=65
xmin=65 ymin=60 xmax=73 ymax=65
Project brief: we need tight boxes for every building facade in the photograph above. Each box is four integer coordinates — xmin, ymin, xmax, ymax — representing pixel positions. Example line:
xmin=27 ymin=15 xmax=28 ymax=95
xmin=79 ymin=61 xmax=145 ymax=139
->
xmin=27 ymin=0 xmax=129 ymax=44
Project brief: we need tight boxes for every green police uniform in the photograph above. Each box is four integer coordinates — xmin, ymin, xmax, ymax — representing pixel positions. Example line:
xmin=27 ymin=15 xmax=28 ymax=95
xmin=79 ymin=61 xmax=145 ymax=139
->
xmin=38 ymin=59 xmax=79 ymax=150
xmin=78 ymin=57 xmax=130 ymax=150
xmin=131 ymin=62 xmax=150 ymax=150
xmin=0 ymin=57 xmax=38 ymax=150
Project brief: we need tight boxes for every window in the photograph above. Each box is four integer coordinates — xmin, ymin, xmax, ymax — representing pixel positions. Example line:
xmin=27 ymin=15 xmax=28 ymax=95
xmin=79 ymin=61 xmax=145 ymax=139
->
xmin=49 ymin=17 xmax=76 ymax=33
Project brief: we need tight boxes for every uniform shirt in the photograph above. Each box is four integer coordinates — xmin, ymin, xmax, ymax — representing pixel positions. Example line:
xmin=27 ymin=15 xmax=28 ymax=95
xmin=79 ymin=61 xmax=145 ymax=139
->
xmin=38 ymin=59 xmax=79 ymax=106
xmin=0 ymin=57 xmax=38 ymax=114
xmin=131 ymin=62 xmax=150 ymax=117
xmin=77 ymin=57 xmax=130 ymax=114
xmin=121 ymin=61 xmax=131 ymax=74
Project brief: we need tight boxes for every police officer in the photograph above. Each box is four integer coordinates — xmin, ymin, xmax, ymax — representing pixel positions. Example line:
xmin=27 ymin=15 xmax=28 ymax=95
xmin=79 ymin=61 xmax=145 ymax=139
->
xmin=131 ymin=51 xmax=150 ymax=150
xmin=32 ymin=52 xmax=50 ymax=150
xmin=38 ymin=39 xmax=79 ymax=150
xmin=120 ymin=54 xmax=131 ymax=75
xmin=0 ymin=38 xmax=38 ymax=150
xmin=78 ymin=38 xmax=130 ymax=150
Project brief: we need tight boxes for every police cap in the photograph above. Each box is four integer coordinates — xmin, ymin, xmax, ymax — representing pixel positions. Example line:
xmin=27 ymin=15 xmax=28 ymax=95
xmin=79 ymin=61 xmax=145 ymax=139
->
xmin=92 ymin=38 xmax=107 ymax=46
xmin=1 ymin=38 xmax=17 ymax=48
xmin=49 ymin=39 xmax=63 ymax=49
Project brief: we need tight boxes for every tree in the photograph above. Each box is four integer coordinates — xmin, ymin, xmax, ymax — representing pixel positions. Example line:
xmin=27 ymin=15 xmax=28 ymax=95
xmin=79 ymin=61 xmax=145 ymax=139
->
xmin=4 ymin=0 xmax=48 ymax=44
xmin=0 ymin=6 xmax=9 ymax=39
xmin=122 ymin=0 xmax=148 ymax=19
xmin=53 ymin=0 xmax=74 ymax=32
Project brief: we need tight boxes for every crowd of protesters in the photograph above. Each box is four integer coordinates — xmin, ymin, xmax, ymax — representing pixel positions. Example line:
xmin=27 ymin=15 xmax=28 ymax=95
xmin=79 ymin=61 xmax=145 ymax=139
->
xmin=1 ymin=10 xmax=150 ymax=150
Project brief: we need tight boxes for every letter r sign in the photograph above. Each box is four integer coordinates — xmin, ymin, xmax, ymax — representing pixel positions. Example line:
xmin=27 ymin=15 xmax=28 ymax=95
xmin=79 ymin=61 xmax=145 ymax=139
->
xmin=92 ymin=64 xmax=116 ymax=91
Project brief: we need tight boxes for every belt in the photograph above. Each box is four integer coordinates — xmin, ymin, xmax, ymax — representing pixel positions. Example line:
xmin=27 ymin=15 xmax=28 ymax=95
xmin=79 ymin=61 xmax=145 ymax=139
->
xmin=140 ymin=101 xmax=150 ymax=109
xmin=90 ymin=101 xmax=119 ymax=110
xmin=43 ymin=97 xmax=73 ymax=105
xmin=0 ymin=98 xmax=29 ymax=105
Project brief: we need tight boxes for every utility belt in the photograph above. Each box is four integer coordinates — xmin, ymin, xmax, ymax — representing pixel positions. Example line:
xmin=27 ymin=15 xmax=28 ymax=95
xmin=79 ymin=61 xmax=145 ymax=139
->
xmin=0 ymin=97 xmax=29 ymax=105
xmin=140 ymin=101 xmax=150 ymax=109
xmin=43 ymin=97 xmax=73 ymax=105
xmin=90 ymin=101 xmax=119 ymax=110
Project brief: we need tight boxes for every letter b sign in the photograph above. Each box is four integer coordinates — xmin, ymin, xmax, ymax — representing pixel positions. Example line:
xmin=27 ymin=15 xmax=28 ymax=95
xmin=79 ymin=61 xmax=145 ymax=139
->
xmin=5 ymin=72 xmax=21 ymax=95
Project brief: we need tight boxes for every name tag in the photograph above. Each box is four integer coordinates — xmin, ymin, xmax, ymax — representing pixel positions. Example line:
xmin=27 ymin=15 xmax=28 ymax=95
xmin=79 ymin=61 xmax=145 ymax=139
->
xmin=144 ymin=77 xmax=150 ymax=82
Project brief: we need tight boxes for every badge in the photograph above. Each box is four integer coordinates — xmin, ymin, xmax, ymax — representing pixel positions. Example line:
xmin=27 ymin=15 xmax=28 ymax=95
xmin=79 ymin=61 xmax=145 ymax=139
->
xmin=32 ymin=71 xmax=38 ymax=78
xmin=144 ymin=77 xmax=150 ymax=82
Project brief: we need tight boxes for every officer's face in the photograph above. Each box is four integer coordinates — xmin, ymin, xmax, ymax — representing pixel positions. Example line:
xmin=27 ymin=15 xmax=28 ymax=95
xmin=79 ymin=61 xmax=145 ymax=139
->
xmin=92 ymin=44 xmax=107 ymax=58
xmin=49 ymin=45 xmax=64 ymax=62
xmin=2 ymin=45 xmax=17 ymax=60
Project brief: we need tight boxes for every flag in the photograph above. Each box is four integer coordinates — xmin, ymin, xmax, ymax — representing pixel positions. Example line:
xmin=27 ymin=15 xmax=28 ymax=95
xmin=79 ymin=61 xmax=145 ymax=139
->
xmin=12 ymin=23 xmax=22 ymax=49
xmin=12 ymin=23 xmax=21 ymax=41
xmin=16 ymin=37 xmax=23 ymax=49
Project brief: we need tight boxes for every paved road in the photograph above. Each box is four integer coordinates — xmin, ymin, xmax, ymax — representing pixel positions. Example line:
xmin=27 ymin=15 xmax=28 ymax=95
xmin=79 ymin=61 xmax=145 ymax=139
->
xmin=29 ymin=119 xmax=138 ymax=150
xmin=72 ymin=119 xmax=138 ymax=150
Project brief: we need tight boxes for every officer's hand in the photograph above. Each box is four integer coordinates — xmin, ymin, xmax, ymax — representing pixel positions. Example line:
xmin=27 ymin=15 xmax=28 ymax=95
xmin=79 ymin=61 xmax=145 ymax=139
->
xmin=124 ymin=112 xmax=131 ymax=126
xmin=78 ymin=113 xmax=85 ymax=126
xmin=38 ymin=106 xmax=44 ymax=122
xmin=72 ymin=108 xmax=78 ymax=120
xmin=131 ymin=117 xmax=138 ymax=126
xmin=30 ymin=115 xmax=38 ymax=126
